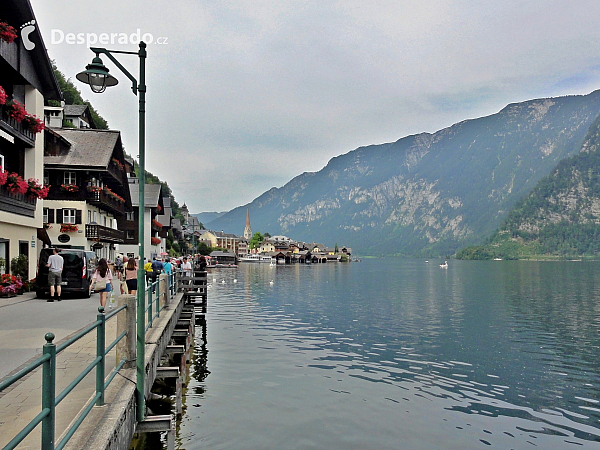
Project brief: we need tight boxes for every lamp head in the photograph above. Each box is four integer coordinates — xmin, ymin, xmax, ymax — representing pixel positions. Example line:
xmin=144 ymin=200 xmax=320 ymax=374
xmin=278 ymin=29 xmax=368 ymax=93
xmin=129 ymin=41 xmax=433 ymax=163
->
xmin=76 ymin=55 xmax=118 ymax=93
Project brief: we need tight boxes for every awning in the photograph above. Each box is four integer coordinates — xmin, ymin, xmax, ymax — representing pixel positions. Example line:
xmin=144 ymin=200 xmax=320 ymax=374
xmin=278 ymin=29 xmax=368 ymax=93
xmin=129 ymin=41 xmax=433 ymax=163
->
xmin=37 ymin=227 xmax=51 ymax=246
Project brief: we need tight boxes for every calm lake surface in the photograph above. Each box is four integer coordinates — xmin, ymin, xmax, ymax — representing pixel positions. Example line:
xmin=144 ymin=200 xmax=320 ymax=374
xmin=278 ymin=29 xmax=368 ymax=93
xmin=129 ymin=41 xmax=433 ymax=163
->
xmin=174 ymin=259 xmax=600 ymax=449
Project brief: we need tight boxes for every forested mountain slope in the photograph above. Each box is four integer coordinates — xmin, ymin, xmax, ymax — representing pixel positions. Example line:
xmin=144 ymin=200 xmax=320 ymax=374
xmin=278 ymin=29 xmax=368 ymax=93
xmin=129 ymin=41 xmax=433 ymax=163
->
xmin=209 ymin=91 xmax=600 ymax=256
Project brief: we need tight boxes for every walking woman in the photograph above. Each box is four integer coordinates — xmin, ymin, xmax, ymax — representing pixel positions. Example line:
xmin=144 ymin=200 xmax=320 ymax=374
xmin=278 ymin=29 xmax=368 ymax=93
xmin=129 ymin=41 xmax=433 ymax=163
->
xmin=90 ymin=258 xmax=113 ymax=307
xmin=124 ymin=257 xmax=139 ymax=296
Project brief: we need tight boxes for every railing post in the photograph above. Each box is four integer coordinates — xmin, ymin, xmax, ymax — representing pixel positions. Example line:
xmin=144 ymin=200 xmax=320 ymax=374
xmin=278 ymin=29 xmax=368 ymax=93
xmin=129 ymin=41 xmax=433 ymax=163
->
xmin=147 ymin=285 xmax=153 ymax=328
xmin=41 ymin=333 xmax=56 ymax=450
xmin=159 ymin=273 xmax=169 ymax=308
xmin=117 ymin=294 xmax=136 ymax=368
xmin=96 ymin=306 xmax=106 ymax=406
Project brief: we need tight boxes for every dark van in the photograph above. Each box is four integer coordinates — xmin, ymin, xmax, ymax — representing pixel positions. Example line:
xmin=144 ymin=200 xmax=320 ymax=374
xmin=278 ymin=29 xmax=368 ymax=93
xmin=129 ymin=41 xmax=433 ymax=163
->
xmin=37 ymin=249 xmax=97 ymax=298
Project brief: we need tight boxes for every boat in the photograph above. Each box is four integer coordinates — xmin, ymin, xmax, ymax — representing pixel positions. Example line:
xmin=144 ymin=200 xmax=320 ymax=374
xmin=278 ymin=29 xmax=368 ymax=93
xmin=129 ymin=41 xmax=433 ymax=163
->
xmin=238 ymin=254 xmax=274 ymax=263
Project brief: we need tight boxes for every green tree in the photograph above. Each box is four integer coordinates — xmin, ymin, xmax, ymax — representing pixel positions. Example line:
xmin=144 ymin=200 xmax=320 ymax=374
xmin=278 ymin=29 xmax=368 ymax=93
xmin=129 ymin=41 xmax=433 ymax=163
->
xmin=249 ymin=232 xmax=264 ymax=249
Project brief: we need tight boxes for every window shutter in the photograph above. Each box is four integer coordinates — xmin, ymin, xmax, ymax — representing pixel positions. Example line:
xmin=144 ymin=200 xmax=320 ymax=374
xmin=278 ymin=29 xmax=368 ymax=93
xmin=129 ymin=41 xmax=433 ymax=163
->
xmin=48 ymin=209 xmax=55 ymax=223
xmin=75 ymin=210 xmax=82 ymax=224
xmin=56 ymin=209 xmax=63 ymax=224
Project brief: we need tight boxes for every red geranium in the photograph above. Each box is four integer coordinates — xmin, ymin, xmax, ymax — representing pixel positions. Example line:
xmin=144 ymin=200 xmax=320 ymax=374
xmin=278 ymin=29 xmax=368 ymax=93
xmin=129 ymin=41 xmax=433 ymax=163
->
xmin=5 ymin=172 xmax=28 ymax=195
xmin=7 ymin=100 xmax=27 ymax=122
xmin=22 ymin=115 xmax=45 ymax=133
xmin=0 ymin=21 xmax=17 ymax=44
xmin=0 ymin=168 xmax=7 ymax=186
xmin=27 ymin=178 xmax=49 ymax=199
xmin=0 ymin=86 xmax=7 ymax=105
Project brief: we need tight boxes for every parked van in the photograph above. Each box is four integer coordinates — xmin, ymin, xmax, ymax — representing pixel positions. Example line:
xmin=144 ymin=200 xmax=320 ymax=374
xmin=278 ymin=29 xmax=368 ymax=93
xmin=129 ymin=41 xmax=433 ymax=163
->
xmin=36 ymin=249 xmax=97 ymax=298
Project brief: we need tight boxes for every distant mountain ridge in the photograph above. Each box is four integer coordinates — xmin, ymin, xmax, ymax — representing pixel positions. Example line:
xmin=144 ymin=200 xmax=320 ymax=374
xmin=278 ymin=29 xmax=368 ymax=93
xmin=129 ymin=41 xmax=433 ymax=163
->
xmin=193 ymin=212 xmax=225 ymax=226
xmin=209 ymin=91 xmax=600 ymax=256
xmin=458 ymin=112 xmax=600 ymax=259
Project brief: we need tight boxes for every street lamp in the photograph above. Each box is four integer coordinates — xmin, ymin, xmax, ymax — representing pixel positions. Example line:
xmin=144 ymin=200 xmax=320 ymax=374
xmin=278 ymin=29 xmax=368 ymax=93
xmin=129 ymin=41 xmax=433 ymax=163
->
xmin=77 ymin=42 xmax=147 ymax=422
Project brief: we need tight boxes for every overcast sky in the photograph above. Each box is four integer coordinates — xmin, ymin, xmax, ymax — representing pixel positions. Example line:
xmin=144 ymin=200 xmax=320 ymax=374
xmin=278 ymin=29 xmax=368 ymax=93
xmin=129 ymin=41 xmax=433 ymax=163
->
xmin=29 ymin=0 xmax=600 ymax=213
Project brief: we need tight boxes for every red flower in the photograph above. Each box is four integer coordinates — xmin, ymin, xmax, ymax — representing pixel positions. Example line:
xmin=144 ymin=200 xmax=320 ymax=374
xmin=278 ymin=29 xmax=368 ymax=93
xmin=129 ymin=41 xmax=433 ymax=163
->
xmin=0 ymin=169 xmax=7 ymax=186
xmin=7 ymin=100 xmax=27 ymax=122
xmin=0 ymin=86 xmax=7 ymax=106
xmin=0 ymin=22 xmax=17 ymax=44
xmin=26 ymin=178 xmax=49 ymax=199
xmin=5 ymin=172 xmax=28 ymax=195
xmin=151 ymin=237 xmax=161 ymax=245
xmin=22 ymin=115 xmax=45 ymax=133
xmin=60 ymin=224 xmax=78 ymax=233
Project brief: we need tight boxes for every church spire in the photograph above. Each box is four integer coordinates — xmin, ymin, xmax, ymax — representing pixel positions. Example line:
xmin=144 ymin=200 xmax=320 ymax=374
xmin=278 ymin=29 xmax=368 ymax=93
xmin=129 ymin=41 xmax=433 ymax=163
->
xmin=243 ymin=207 xmax=252 ymax=240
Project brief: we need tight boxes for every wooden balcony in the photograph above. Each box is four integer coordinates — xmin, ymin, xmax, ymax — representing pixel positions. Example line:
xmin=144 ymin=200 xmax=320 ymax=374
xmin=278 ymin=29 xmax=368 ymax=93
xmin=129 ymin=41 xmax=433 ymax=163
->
xmin=85 ymin=224 xmax=125 ymax=244
xmin=86 ymin=188 xmax=126 ymax=216
xmin=0 ymin=184 xmax=36 ymax=217
xmin=0 ymin=106 xmax=35 ymax=147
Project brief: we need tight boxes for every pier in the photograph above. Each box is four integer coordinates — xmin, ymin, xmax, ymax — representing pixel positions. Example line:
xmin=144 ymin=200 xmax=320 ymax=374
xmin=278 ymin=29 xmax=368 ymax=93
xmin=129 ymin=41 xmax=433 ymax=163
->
xmin=0 ymin=271 xmax=207 ymax=450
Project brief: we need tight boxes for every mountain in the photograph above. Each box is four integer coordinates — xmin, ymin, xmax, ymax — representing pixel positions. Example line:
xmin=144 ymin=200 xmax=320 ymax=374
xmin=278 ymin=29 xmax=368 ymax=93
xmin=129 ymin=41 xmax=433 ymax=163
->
xmin=457 ymin=113 xmax=600 ymax=259
xmin=193 ymin=212 xmax=225 ymax=226
xmin=209 ymin=91 xmax=600 ymax=256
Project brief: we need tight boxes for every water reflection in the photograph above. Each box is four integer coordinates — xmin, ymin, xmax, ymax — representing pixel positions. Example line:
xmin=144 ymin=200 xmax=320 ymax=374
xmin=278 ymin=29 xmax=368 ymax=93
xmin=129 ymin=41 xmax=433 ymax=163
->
xmin=177 ymin=260 xmax=600 ymax=449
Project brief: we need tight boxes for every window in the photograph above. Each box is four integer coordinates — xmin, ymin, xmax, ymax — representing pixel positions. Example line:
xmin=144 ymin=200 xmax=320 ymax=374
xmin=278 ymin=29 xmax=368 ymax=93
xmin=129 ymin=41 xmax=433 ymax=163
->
xmin=64 ymin=171 xmax=76 ymax=185
xmin=63 ymin=209 xmax=76 ymax=224
xmin=43 ymin=208 xmax=49 ymax=223
xmin=43 ymin=170 xmax=49 ymax=186
xmin=126 ymin=230 xmax=135 ymax=240
xmin=126 ymin=211 xmax=135 ymax=221
xmin=88 ymin=210 xmax=92 ymax=223
xmin=93 ymin=211 xmax=97 ymax=223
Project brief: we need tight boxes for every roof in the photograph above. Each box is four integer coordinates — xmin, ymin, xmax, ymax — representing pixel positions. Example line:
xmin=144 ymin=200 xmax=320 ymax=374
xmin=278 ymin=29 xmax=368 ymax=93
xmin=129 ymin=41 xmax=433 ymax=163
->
xmin=129 ymin=182 xmax=162 ymax=208
xmin=63 ymin=105 xmax=89 ymax=116
xmin=44 ymin=129 xmax=121 ymax=168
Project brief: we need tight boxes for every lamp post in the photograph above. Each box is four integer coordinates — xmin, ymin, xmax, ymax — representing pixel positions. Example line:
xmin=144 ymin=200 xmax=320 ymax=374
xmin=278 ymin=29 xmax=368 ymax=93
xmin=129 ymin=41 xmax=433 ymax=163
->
xmin=77 ymin=42 xmax=147 ymax=422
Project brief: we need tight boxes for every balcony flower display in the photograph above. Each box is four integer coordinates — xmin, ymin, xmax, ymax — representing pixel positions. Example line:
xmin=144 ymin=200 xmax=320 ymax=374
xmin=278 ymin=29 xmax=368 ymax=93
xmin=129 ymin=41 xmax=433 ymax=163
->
xmin=0 ymin=89 xmax=46 ymax=134
xmin=21 ymin=115 xmax=45 ymax=133
xmin=151 ymin=237 xmax=161 ymax=245
xmin=111 ymin=157 xmax=125 ymax=171
xmin=4 ymin=172 xmax=28 ymax=195
xmin=26 ymin=178 xmax=49 ymax=199
xmin=152 ymin=219 xmax=163 ymax=229
xmin=103 ymin=186 xmax=125 ymax=203
xmin=0 ymin=274 xmax=18 ymax=297
xmin=60 ymin=183 xmax=79 ymax=192
xmin=87 ymin=185 xmax=103 ymax=193
xmin=60 ymin=223 xmax=78 ymax=233
xmin=0 ymin=21 xmax=17 ymax=44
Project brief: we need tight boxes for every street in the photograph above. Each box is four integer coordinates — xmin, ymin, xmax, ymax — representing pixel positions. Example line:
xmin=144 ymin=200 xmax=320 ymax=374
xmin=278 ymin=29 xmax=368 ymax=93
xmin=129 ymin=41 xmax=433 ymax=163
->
xmin=0 ymin=291 xmax=106 ymax=379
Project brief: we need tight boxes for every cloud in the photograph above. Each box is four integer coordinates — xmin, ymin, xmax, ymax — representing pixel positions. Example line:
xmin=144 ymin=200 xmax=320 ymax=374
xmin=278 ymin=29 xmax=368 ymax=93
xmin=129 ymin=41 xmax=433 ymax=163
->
xmin=30 ymin=0 xmax=600 ymax=212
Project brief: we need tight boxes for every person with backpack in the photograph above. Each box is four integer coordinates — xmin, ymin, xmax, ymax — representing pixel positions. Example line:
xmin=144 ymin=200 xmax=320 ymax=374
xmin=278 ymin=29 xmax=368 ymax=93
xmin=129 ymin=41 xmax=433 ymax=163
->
xmin=90 ymin=258 xmax=113 ymax=308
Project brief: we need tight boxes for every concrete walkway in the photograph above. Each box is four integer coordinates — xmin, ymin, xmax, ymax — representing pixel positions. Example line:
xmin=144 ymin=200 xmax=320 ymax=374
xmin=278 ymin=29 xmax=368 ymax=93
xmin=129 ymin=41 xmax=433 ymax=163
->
xmin=0 ymin=291 xmax=120 ymax=449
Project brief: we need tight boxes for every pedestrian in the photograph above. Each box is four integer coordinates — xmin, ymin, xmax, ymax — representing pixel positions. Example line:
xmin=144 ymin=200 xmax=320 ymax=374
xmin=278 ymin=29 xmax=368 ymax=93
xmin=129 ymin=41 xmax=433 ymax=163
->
xmin=124 ymin=257 xmax=138 ymax=296
xmin=197 ymin=255 xmax=207 ymax=271
xmin=151 ymin=257 xmax=164 ymax=284
xmin=115 ymin=254 xmax=123 ymax=277
xmin=90 ymin=258 xmax=113 ymax=308
xmin=46 ymin=248 xmax=64 ymax=302
xmin=181 ymin=257 xmax=192 ymax=284
xmin=163 ymin=258 xmax=173 ymax=276
xmin=144 ymin=258 xmax=153 ymax=285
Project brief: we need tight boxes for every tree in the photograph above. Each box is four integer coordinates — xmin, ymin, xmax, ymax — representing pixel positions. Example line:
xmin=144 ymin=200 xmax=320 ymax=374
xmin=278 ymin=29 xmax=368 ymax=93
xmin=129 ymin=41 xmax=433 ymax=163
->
xmin=334 ymin=243 xmax=339 ymax=253
xmin=249 ymin=232 xmax=264 ymax=249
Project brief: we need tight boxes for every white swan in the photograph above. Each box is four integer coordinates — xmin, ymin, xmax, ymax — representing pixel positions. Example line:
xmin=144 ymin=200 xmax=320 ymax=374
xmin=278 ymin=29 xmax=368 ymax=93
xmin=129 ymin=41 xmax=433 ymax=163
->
xmin=440 ymin=261 xmax=448 ymax=268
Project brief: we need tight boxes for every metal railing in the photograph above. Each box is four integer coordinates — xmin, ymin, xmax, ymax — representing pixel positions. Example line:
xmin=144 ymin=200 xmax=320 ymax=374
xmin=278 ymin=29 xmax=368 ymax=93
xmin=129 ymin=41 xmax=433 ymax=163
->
xmin=143 ymin=273 xmax=176 ymax=330
xmin=0 ymin=304 xmax=128 ymax=450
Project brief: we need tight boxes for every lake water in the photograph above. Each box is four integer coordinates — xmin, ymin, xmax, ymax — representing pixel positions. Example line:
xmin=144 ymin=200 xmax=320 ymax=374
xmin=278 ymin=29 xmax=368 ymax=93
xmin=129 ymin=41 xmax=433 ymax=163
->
xmin=173 ymin=259 xmax=600 ymax=449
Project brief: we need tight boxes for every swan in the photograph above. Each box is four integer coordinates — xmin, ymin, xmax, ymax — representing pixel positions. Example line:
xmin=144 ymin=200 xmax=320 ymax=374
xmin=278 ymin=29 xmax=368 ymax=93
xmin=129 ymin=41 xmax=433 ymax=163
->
xmin=440 ymin=261 xmax=448 ymax=268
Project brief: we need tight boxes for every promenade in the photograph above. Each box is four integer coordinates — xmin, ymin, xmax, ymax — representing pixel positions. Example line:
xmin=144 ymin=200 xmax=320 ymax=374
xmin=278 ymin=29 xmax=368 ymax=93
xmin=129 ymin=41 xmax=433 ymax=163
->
xmin=0 ymin=292 xmax=119 ymax=449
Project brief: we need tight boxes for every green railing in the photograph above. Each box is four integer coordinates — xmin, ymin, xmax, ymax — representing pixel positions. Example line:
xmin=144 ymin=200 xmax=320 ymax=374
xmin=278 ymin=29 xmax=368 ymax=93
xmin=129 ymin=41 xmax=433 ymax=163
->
xmin=144 ymin=275 xmax=167 ymax=330
xmin=0 ymin=304 xmax=128 ymax=450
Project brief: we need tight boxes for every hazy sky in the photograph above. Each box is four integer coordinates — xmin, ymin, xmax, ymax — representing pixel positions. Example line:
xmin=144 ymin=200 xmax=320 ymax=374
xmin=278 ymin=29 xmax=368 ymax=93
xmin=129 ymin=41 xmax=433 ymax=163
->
xmin=29 ymin=0 xmax=600 ymax=212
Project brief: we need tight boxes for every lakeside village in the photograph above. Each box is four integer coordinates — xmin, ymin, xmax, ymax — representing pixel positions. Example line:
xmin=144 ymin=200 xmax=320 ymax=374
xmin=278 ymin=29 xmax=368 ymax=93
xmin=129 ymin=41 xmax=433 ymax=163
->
xmin=0 ymin=10 xmax=352 ymax=294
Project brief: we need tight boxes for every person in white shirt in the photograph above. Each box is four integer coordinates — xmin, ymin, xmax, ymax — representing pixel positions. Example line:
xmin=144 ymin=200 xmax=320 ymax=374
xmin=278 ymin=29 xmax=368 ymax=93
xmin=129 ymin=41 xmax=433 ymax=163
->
xmin=181 ymin=257 xmax=192 ymax=284
xmin=46 ymin=248 xmax=64 ymax=302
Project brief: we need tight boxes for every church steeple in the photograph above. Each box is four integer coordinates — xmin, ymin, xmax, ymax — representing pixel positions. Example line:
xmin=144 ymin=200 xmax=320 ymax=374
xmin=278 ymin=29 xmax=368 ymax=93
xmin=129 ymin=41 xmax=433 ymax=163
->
xmin=243 ymin=207 xmax=252 ymax=240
